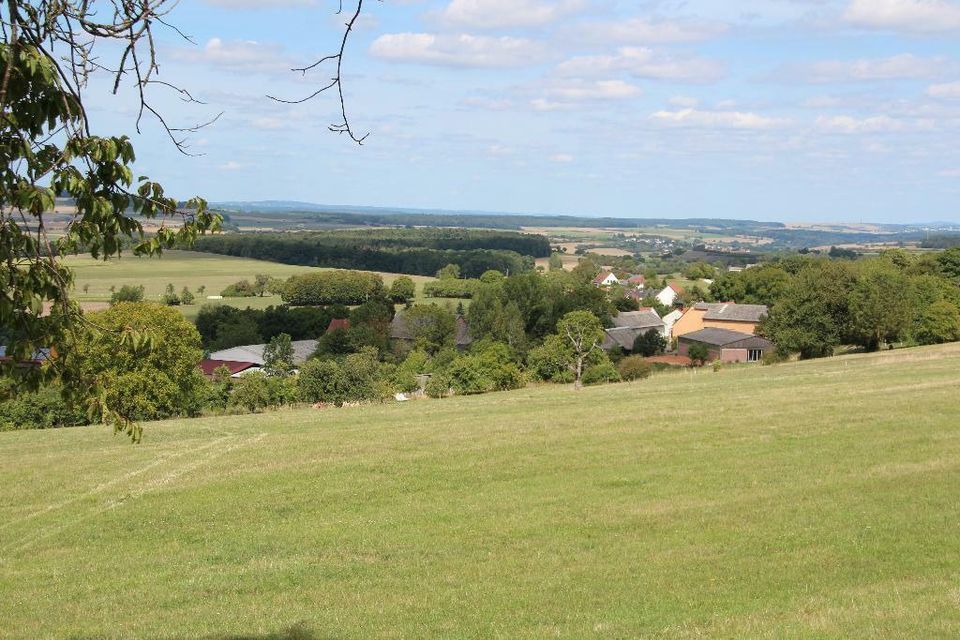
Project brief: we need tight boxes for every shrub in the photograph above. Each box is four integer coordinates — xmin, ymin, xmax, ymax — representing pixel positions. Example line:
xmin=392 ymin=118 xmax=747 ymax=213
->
xmin=230 ymin=372 xmax=271 ymax=413
xmin=161 ymin=283 xmax=180 ymax=306
xmin=447 ymin=356 xmax=495 ymax=395
xmin=425 ymin=372 xmax=452 ymax=398
xmin=298 ymin=359 xmax=347 ymax=406
xmin=618 ymin=356 xmax=653 ymax=381
xmin=582 ymin=360 xmax=621 ymax=385
xmin=687 ymin=343 xmax=711 ymax=366
xmin=423 ymin=279 xmax=480 ymax=299
xmin=110 ymin=284 xmax=144 ymax=305
xmin=221 ymin=279 xmax=257 ymax=298
xmin=0 ymin=386 xmax=87 ymax=431
xmin=762 ymin=351 xmax=788 ymax=366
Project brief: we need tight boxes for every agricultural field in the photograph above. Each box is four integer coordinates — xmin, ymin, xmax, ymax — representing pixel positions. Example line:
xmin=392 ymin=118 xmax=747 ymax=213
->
xmin=2 ymin=345 xmax=959 ymax=638
xmin=63 ymin=251 xmax=439 ymax=319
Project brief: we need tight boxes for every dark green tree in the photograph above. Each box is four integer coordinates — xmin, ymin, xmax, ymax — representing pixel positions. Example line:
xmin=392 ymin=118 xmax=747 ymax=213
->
xmin=632 ymin=330 xmax=667 ymax=357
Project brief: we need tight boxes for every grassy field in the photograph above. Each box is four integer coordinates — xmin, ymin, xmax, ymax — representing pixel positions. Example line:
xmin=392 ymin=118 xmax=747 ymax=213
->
xmin=62 ymin=251 xmax=442 ymax=319
xmin=3 ymin=345 xmax=960 ymax=638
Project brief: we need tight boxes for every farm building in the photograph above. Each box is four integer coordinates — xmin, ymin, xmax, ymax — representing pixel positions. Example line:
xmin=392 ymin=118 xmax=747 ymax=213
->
xmin=602 ymin=310 xmax=667 ymax=351
xmin=678 ymin=328 xmax=773 ymax=364
xmin=672 ymin=302 xmax=768 ymax=339
xmin=198 ymin=359 xmax=261 ymax=378
xmin=208 ymin=340 xmax=319 ymax=366
xmin=390 ymin=312 xmax=474 ymax=351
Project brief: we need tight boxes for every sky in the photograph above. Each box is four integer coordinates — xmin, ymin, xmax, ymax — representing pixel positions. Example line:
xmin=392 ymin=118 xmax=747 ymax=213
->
xmin=83 ymin=0 xmax=960 ymax=223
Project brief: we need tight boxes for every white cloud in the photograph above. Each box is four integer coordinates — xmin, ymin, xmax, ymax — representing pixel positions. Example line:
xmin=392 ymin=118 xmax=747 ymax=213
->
xmin=549 ymin=153 xmax=575 ymax=162
xmin=370 ymin=33 xmax=549 ymax=68
xmin=218 ymin=161 xmax=246 ymax=171
xmin=557 ymin=47 xmax=724 ymax=83
xmin=927 ymin=81 xmax=960 ymax=98
xmin=844 ymin=0 xmax=960 ymax=33
xmin=542 ymin=79 xmax=642 ymax=101
xmin=815 ymin=114 xmax=935 ymax=133
xmin=439 ymin=0 xmax=585 ymax=29
xmin=669 ymin=96 xmax=700 ymax=108
xmin=938 ymin=168 xmax=960 ymax=176
xmin=650 ymin=108 xmax=790 ymax=130
xmin=787 ymin=54 xmax=951 ymax=83
xmin=572 ymin=17 xmax=727 ymax=45
xmin=174 ymin=38 xmax=292 ymax=73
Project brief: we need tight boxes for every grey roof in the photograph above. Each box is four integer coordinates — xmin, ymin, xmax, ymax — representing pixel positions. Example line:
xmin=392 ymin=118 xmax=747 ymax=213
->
xmin=209 ymin=340 xmax=318 ymax=366
xmin=603 ymin=327 xmax=651 ymax=351
xmin=694 ymin=302 xmax=768 ymax=323
xmin=611 ymin=310 xmax=665 ymax=330
xmin=390 ymin=312 xmax=473 ymax=347
xmin=680 ymin=328 xmax=770 ymax=347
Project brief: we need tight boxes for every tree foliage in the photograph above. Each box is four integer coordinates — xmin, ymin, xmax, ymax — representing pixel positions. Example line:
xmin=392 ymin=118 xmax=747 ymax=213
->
xmin=63 ymin=303 xmax=206 ymax=439
xmin=282 ymin=270 xmax=385 ymax=306
xmin=192 ymin=229 xmax=544 ymax=278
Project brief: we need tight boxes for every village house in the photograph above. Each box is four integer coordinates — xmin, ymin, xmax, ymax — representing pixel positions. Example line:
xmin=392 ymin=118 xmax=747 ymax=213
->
xmin=326 ymin=318 xmax=351 ymax=333
xmin=602 ymin=310 xmax=667 ymax=352
xmin=625 ymin=274 xmax=646 ymax=289
xmin=662 ymin=308 xmax=684 ymax=338
xmin=656 ymin=283 xmax=684 ymax=308
xmin=678 ymin=328 xmax=774 ymax=364
xmin=672 ymin=302 xmax=768 ymax=339
xmin=592 ymin=271 xmax=620 ymax=287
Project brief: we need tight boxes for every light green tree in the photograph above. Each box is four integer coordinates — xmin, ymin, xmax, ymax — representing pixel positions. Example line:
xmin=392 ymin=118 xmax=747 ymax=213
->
xmin=556 ymin=311 xmax=605 ymax=389
xmin=65 ymin=303 xmax=207 ymax=440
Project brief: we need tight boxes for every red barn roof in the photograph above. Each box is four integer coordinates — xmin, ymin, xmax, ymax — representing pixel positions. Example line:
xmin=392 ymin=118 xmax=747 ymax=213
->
xmin=199 ymin=360 xmax=258 ymax=377
xmin=327 ymin=318 xmax=351 ymax=333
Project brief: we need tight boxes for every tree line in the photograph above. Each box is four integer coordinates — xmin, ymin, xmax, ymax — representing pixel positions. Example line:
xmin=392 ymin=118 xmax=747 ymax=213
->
xmin=709 ymin=249 xmax=960 ymax=357
xmin=190 ymin=229 xmax=545 ymax=278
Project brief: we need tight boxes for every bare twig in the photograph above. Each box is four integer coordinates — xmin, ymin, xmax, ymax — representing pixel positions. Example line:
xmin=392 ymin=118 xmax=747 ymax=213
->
xmin=267 ymin=0 xmax=374 ymax=144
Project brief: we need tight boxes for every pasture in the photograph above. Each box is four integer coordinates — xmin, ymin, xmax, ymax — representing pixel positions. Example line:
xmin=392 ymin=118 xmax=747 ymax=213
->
xmin=2 ymin=345 xmax=960 ymax=638
xmin=63 ymin=251 xmax=439 ymax=319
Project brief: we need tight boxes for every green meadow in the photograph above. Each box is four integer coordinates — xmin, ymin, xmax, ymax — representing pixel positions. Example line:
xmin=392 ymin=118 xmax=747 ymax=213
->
xmin=62 ymin=251 xmax=439 ymax=319
xmin=2 ymin=345 xmax=960 ymax=638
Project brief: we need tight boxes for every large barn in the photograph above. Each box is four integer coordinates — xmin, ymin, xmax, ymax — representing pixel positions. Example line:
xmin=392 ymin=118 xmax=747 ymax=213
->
xmin=678 ymin=328 xmax=774 ymax=364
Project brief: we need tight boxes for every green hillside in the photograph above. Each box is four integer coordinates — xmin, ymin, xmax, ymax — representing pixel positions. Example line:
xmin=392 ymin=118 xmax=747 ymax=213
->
xmin=2 ymin=346 xmax=960 ymax=638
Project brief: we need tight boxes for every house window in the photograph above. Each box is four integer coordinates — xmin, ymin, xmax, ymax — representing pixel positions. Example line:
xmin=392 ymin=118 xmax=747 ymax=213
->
xmin=748 ymin=349 xmax=762 ymax=362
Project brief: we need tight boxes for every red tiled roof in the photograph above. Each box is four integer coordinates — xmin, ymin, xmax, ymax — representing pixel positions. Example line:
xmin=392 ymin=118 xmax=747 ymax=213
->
xmin=592 ymin=270 xmax=614 ymax=285
xmin=627 ymin=275 xmax=645 ymax=285
xmin=327 ymin=318 xmax=351 ymax=333
xmin=199 ymin=360 xmax=258 ymax=377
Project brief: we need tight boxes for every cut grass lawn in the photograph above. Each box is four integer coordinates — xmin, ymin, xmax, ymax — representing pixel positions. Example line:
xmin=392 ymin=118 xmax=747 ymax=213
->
xmin=2 ymin=345 xmax=960 ymax=638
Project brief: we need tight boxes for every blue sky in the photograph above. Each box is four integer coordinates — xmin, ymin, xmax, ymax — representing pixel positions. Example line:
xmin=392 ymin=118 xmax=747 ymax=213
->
xmin=86 ymin=0 xmax=960 ymax=223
